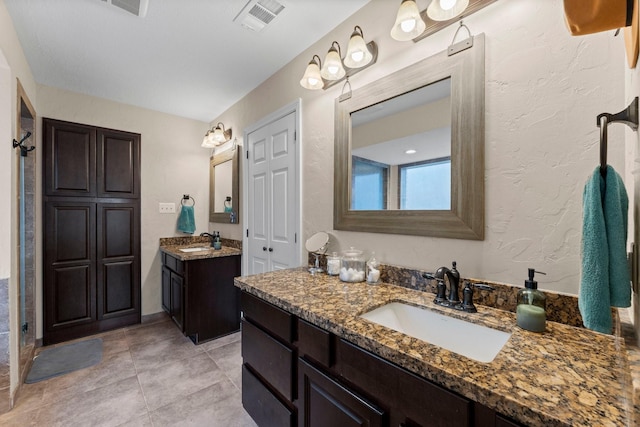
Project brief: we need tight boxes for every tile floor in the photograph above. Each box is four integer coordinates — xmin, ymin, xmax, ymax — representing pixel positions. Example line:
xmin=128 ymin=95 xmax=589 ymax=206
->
xmin=0 ymin=315 xmax=257 ymax=427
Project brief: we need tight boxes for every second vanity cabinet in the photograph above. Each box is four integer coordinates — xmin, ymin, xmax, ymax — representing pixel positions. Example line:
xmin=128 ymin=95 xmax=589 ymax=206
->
xmin=240 ymin=291 xmax=524 ymax=427
xmin=161 ymin=252 xmax=241 ymax=344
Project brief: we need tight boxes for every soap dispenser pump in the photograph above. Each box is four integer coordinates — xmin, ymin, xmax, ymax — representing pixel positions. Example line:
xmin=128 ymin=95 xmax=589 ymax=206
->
xmin=516 ymin=268 xmax=547 ymax=332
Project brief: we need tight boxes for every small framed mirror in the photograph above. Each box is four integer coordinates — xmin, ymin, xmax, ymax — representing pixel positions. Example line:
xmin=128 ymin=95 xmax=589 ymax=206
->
xmin=209 ymin=147 xmax=239 ymax=223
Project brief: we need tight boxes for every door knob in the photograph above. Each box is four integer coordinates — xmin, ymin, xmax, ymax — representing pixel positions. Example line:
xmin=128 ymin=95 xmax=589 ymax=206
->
xmin=262 ymin=246 xmax=267 ymax=251
xmin=268 ymin=247 xmax=273 ymax=252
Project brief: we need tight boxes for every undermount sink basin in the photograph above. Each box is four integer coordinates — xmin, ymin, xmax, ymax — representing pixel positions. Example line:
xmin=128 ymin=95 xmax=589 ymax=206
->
xmin=360 ymin=302 xmax=511 ymax=363
xmin=179 ymin=247 xmax=212 ymax=253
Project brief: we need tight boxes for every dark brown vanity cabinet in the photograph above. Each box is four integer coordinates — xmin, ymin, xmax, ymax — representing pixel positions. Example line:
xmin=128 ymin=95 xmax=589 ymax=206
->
xmin=43 ymin=118 xmax=141 ymax=345
xmin=161 ymin=253 xmax=241 ymax=344
xmin=240 ymin=291 xmax=525 ymax=427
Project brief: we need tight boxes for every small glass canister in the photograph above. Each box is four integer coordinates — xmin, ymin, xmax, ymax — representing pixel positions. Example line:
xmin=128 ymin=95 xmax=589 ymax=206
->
xmin=326 ymin=252 xmax=341 ymax=276
xmin=340 ymin=247 xmax=365 ymax=282
xmin=366 ymin=252 xmax=380 ymax=285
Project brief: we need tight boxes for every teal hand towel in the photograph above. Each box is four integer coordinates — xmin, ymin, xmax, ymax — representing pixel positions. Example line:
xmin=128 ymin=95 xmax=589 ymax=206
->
xmin=177 ymin=205 xmax=196 ymax=234
xmin=579 ymin=165 xmax=631 ymax=334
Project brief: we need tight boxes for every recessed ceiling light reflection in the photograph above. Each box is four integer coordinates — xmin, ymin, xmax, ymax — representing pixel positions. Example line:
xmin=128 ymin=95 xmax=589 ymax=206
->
xmin=405 ymin=149 xmax=417 ymax=154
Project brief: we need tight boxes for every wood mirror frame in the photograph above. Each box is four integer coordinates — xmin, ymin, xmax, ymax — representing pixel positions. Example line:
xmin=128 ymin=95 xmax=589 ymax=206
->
xmin=334 ymin=34 xmax=484 ymax=240
xmin=209 ymin=147 xmax=239 ymax=223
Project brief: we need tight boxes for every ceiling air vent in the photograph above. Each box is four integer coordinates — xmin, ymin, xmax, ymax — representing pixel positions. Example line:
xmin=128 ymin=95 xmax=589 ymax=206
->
xmin=100 ymin=0 xmax=149 ymax=17
xmin=233 ymin=0 xmax=285 ymax=32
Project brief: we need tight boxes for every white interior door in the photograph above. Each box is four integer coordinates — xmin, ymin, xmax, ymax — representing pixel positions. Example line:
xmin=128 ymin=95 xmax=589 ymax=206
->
xmin=246 ymin=109 xmax=299 ymax=274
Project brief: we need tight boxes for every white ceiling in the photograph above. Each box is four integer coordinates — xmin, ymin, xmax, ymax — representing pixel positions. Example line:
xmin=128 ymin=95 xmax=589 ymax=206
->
xmin=5 ymin=0 xmax=370 ymax=122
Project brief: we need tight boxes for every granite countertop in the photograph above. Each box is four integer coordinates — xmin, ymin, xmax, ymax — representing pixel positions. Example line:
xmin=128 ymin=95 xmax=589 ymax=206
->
xmin=160 ymin=243 xmax=242 ymax=261
xmin=235 ymin=267 xmax=633 ymax=427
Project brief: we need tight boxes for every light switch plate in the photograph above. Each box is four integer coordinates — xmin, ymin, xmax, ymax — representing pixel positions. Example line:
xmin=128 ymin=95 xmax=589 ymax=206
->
xmin=159 ymin=202 xmax=176 ymax=214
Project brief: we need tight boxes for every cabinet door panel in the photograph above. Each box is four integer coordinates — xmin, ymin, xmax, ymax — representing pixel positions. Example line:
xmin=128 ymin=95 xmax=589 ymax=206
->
xmin=97 ymin=128 xmax=140 ymax=198
xmin=44 ymin=202 xmax=96 ymax=333
xmin=44 ymin=119 xmax=96 ymax=197
xmin=51 ymin=265 xmax=94 ymax=325
xmin=171 ymin=273 xmax=184 ymax=331
xmin=161 ymin=266 xmax=171 ymax=314
xmin=336 ymin=339 xmax=471 ymax=427
xmin=97 ymin=203 xmax=140 ymax=320
xmin=298 ymin=358 xmax=384 ymax=427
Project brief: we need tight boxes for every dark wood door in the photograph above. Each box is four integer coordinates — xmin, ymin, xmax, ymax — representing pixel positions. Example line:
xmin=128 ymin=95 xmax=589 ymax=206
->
xmin=96 ymin=202 xmax=140 ymax=321
xmin=44 ymin=119 xmax=96 ymax=197
xmin=44 ymin=201 xmax=97 ymax=338
xmin=161 ymin=266 xmax=171 ymax=314
xmin=170 ymin=273 xmax=184 ymax=331
xmin=298 ymin=358 xmax=385 ymax=427
xmin=43 ymin=118 xmax=141 ymax=345
xmin=97 ymin=129 xmax=140 ymax=198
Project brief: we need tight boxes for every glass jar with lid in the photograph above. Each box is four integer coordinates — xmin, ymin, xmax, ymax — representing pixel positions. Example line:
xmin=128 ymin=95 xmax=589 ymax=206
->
xmin=339 ymin=247 xmax=365 ymax=282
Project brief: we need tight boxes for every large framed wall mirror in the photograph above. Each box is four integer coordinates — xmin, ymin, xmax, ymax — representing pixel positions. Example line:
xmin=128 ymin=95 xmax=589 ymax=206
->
xmin=334 ymin=34 xmax=485 ymax=239
xmin=209 ymin=147 xmax=239 ymax=223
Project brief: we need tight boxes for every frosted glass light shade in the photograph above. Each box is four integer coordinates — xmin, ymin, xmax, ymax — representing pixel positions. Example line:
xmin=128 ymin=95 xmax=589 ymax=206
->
xmin=427 ymin=0 xmax=469 ymax=21
xmin=390 ymin=0 xmax=426 ymax=41
xmin=202 ymin=131 xmax=217 ymax=148
xmin=300 ymin=56 xmax=324 ymax=90
xmin=321 ymin=44 xmax=346 ymax=80
xmin=201 ymin=123 xmax=231 ymax=148
xmin=344 ymin=27 xmax=373 ymax=68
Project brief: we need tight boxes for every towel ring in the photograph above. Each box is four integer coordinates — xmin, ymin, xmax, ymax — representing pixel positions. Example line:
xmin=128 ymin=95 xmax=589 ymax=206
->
xmin=181 ymin=194 xmax=195 ymax=206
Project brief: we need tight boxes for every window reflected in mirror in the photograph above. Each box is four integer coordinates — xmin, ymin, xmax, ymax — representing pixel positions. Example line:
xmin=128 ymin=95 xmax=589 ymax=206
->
xmin=213 ymin=160 xmax=233 ymax=213
xmin=350 ymin=78 xmax=451 ymax=211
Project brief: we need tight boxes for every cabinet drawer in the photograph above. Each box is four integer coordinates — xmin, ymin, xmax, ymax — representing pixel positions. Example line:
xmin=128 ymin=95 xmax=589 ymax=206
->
xmin=241 ymin=291 xmax=293 ymax=343
xmin=336 ymin=339 xmax=471 ymax=427
xmin=242 ymin=365 xmax=295 ymax=427
xmin=298 ymin=358 xmax=384 ymax=427
xmin=242 ymin=319 xmax=295 ymax=400
xmin=162 ymin=253 xmax=184 ymax=275
xmin=297 ymin=319 xmax=332 ymax=368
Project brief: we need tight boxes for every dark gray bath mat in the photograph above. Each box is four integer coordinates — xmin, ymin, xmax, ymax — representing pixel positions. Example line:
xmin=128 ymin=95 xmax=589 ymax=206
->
xmin=25 ymin=338 xmax=103 ymax=383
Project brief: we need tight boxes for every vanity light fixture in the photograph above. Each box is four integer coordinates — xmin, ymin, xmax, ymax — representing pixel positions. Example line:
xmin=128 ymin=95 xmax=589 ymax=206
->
xmin=300 ymin=27 xmax=378 ymax=91
xmin=344 ymin=26 xmax=374 ymax=68
xmin=390 ymin=0 xmax=426 ymax=41
xmin=201 ymin=122 xmax=232 ymax=148
xmin=427 ymin=0 xmax=469 ymax=21
xmin=321 ymin=42 xmax=346 ymax=80
xmin=300 ymin=55 xmax=324 ymax=90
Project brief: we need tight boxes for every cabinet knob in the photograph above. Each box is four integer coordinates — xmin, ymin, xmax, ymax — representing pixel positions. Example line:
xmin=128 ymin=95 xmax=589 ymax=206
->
xmin=262 ymin=246 xmax=267 ymax=251
xmin=268 ymin=247 xmax=273 ymax=252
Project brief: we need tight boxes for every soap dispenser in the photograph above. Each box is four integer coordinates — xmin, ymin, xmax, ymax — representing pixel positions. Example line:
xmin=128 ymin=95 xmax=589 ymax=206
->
xmin=516 ymin=268 xmax=547 ymax=332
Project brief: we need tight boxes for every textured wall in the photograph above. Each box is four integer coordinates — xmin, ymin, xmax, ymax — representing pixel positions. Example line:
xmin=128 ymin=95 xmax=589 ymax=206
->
xmin=210 ymin=0 xmax=625 ymax=295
